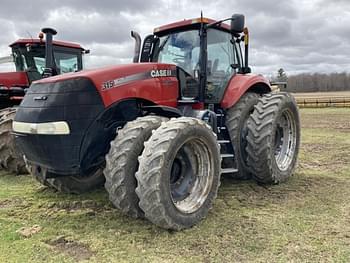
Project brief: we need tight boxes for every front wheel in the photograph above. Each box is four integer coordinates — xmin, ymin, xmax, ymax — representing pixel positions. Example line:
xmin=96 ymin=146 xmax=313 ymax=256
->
xmin=246 ymin=92 xmax=300 ymax=184
xmin=135 ymin=117 xmax=221 ymax=230
xmin=104 ymin=115 xmax=167 ymax=218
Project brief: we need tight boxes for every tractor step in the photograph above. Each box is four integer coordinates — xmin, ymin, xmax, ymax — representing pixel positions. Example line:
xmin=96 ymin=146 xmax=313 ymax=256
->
xmin=178 ymin=99 xmax=198 ymax=104
xmin=218 ymin=140 xmax=230 ymax=144
xmin=221 ymin=168 xmax=238 ymax=174
xmin=220 ymin=153 xmax=234 ymax=158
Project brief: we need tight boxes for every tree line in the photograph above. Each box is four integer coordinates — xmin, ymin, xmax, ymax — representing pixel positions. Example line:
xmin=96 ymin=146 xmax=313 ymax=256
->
xmin=273 ymin=69 xmax=350 ymax=93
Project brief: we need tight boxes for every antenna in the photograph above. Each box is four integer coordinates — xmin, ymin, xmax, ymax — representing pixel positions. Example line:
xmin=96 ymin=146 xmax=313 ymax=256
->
xmin=26 ymin=30 xmax=34 ymax=43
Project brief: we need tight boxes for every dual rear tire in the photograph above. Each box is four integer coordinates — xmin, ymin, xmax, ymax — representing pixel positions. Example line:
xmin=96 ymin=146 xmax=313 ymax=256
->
xmin=246 ymin=92 xmax=300 ymax=184
xmin=225 ymin=92 xmax=300 ymax=184
xmin=104 ymin=116 xmax=221 ymax=230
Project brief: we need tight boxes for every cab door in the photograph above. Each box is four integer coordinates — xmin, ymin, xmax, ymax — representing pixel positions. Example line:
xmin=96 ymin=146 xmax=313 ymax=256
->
xmin=205 ymin=29 xmax=241 ymax=103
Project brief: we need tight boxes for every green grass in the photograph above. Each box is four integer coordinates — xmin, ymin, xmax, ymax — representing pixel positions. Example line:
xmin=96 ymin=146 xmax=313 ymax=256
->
xmin=1 ymin=108 xmax=350 ymax=262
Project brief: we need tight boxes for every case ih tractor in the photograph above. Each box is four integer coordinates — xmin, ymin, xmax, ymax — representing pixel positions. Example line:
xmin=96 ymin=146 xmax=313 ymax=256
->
xmin=0 ymin=28 xmax=87 ymax=173
xmin=13 ymin=15 xmax=300 ymax=230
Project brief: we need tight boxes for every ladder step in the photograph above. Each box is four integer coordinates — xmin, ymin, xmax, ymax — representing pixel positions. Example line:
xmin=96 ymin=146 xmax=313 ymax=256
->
xmin=216 ymin=113 xmax=224 ymax=117
xmin=221 ymin=168 xmax=238 ymax=174
xmin=218 ymin=140 xmax=230 ymax=144
xmin=220 ymin=154 xmax=234 ymax=158
xmin=218 ymin=126 xmax=226 ymax=130
xmin=178 ymin=99 xmax=198 ymax=104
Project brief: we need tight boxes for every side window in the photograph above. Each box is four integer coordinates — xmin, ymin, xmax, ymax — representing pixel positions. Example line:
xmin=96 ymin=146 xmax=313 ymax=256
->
xmin=206 ymin=29 xmax=236 ymax=102
xmin=234 ymin=42 xmax=243 ymax=68
xmin=53 ymin=51 xmax=79 ymax=74
xmin=32 ymin=57 xmax=45 ymax=74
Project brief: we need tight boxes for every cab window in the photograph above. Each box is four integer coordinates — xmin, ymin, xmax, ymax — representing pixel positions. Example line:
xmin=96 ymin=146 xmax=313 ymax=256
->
xmin=206 ymin=29 xmax=237 ymax=102
xmin=54 ymin=51 xmax=79 ymax=74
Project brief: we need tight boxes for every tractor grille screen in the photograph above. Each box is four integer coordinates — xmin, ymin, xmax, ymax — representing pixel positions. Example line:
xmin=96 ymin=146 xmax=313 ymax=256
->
xmin=14 ymin=78 xmax=104 ymax=175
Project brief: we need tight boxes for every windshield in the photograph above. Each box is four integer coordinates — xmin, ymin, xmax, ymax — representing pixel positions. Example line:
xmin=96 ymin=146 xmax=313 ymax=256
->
xmin=153 ymin=30 xmax=200 ymax=77
xmin=12 ymin=46 xmax=80 ymax=75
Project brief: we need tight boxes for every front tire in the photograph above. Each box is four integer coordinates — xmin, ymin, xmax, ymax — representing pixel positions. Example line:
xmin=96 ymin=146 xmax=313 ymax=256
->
xmin=104 ymin=116 xmax=167 ymax=218
xmin=246 ymin=92 xmax=300 ymax=184
xmin=135 ymin=118 xmax=221 ymax=230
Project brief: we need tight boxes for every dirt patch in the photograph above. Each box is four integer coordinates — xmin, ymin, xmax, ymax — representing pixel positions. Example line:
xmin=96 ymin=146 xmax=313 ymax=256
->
xmin=300 ymin=143 xmax=350 ymax=171
xmin=0 ymin=199 xmax=15 ymax=209
xmin=41 ymin=200 xmax=107 ymax=212
xmin=16 ymin=225 xmax=42 ymax=238
xmin=0 ymin=198 xmax=24 ymax=209
xmin=46 ymin=236 xmax=94 ymax=262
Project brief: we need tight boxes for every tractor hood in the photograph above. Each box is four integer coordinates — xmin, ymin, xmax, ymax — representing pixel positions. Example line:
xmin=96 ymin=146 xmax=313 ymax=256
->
xmin=14 ymin=62 xmax=179 ymax=175
xmin=34 ymin=62 xmax=179 ymax=107
xmin=0 ymin=71 xmax=29 ymax=88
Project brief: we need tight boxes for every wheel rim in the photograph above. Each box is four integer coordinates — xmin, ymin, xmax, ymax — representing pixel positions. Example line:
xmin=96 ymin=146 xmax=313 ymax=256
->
xmin=274 ymin=109 xmax=297 ymax=171
xmin=169 ymin=138 xmax=214 ymax=214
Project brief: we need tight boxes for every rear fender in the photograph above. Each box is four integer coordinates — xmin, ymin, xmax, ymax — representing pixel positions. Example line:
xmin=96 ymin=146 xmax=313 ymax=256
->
xmin=221 ymin=74 xmax=271 ymax=109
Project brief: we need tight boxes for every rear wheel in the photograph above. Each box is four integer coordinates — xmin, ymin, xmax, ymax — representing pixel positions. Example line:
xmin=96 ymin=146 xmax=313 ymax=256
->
xmin=135 ymin=118 xmax=221 ymax=230
xmin=0 ymin=107 xmax=27 ymax=174
xmin=225 ymin=92 xmax=259 ymax=179
xmin=104 ymin=116 xmax=167 ymax=218
xmin=30 ymin=165 xmax=105 ymax=194
xmin=246 ymin=92 xmax=300 ymax=184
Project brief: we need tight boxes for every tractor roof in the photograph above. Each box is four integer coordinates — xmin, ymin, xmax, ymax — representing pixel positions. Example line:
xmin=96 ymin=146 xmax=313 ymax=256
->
xmin=9 ymin=39 xmax=85 ymax=50
xmin=154 ymin=17 xmax=230 ymax=35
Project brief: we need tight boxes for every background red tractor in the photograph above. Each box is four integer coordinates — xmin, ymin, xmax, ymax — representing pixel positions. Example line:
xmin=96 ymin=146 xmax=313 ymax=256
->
xmin=13 ymin=14 xmax=300 ymax=230
xmin=0 ymin=28 xmax=87 ymax=173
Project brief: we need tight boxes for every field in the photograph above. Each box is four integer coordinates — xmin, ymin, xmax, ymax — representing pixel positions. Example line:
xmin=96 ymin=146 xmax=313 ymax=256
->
xmin=1 ymin=108 xmax=350 ymax=262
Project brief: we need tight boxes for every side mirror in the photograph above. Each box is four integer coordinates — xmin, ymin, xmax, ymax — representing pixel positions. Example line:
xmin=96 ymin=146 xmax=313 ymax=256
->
xmin=230 ymin=14 xmax=245 ymax=35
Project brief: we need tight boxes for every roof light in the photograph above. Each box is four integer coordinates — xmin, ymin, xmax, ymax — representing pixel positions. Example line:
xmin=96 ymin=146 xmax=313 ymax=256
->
xmin=38 ymin=32 xmax=44 ymax=42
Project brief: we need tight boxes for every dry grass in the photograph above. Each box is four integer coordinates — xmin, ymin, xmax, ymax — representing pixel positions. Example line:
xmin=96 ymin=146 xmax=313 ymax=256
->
xmin=0 ymin=108 xmax=349 ymax=262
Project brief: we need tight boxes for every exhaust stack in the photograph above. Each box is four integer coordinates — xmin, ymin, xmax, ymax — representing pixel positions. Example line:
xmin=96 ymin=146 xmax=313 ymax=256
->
xmin=41 ymin=27 xmax=57 ymax=77
xmin=131 ymin=31 xmax=141 ymax=63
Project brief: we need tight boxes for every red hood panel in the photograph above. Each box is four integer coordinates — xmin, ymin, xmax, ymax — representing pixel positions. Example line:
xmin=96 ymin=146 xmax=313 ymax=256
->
xmin=35 ymin=63 xmax=176 ymax=84
xmin=0 ymin=72 xmax=29 ymax=87
xmin=35 ymin=63 xmax=179 ymax=108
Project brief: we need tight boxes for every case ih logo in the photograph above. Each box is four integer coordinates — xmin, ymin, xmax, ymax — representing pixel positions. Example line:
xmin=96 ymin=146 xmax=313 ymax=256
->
xmin=102 ymin=70 xmax=174 ymax=91
xmin=150 ymin=69 xmax=172 ymax=78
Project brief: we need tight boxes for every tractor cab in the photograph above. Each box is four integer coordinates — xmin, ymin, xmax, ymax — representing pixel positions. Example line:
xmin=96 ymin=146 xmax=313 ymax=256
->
xmin=10 ymin=37 xmax=85 ymax=83
xmin=0 ymin=29 xmax=86 ymax=108
xmin=138 ymin=16 xmax=248 ymax=104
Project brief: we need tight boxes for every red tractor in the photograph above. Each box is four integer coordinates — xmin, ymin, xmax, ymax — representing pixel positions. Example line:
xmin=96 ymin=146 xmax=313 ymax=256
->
xmin=0 ymin=28 xmax=87 ymax=173
xmin=13 ymin=15 xmax=300 ymax=230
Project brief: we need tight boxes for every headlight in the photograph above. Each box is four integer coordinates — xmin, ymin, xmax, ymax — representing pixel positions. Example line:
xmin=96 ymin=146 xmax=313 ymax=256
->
xmin=12 ymin=121 xmax=70 ymax=135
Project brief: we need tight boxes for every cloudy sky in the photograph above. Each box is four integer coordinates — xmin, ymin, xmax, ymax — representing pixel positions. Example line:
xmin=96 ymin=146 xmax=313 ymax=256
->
xmin=0 ymin=0 xmax=349 ymax=77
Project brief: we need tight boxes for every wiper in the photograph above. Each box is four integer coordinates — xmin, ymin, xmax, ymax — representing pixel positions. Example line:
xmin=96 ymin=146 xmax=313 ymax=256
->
xmin=158 ymin=35 xmax=170 ymax=52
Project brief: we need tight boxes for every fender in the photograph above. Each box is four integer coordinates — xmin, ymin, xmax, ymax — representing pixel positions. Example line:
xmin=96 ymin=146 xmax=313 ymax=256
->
xmin=220 ymin=73 xmax=271 ymax=109
xmin=0 ymin=72 xmax=29 ymax=88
